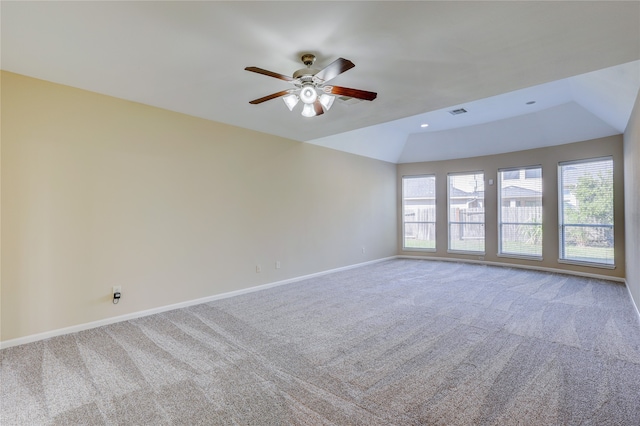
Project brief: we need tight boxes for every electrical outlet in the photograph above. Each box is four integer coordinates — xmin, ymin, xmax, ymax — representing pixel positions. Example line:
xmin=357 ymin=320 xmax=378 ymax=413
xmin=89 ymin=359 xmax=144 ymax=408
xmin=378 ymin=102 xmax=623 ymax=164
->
xmin=112 ymin=286 xmax=122 ymax=304
xmin=256 ymin=264 xmax=262 ymax=273
xmin=275 ymin=261 xmax=281 ymax=269
xmin=362 ymin=247 xmax=366 ymax=254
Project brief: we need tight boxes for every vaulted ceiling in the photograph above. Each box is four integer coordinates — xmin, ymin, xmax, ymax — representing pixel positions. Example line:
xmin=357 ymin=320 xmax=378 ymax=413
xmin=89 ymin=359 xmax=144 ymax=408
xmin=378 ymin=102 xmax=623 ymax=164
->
xmin=2 ymin=1 xmax=639 ymax=163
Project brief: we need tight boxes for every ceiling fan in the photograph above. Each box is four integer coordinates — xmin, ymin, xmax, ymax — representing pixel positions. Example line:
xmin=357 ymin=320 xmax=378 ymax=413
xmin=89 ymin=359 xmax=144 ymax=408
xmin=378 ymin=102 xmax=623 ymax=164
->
xmin=245 ymin=54 xmax=377 ymax=117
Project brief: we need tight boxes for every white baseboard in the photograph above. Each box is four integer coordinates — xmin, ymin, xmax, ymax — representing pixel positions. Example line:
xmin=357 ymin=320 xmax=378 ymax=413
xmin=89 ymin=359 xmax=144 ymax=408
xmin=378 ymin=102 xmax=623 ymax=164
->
xmin=0 ymin=257 xmax=395 ymax=350
xmin=624 ymin=279 xmax=640 ymax=322
xmin=397 ymin=254 xmax=626 ymax=283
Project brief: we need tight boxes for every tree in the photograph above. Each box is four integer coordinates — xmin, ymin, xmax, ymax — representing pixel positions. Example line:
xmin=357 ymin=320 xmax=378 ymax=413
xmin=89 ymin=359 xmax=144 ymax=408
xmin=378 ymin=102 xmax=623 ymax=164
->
xmin=569 ymin=172 xmax=613 ymax=224
xmin=566 ymin=171 xmax=613 ymax=247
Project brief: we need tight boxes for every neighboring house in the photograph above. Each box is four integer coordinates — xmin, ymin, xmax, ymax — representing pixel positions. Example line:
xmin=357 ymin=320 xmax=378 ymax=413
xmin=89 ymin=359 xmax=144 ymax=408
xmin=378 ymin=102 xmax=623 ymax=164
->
xmin=403 ymin=174 xmax=544 ymax=211
xmin=403 ymin=178 xmax=436 ymax=207
xmin=500 ymin=169 xmax=543 ymax=207
xmin=501 ymin=186 xmax=542 ymax=207
xmin=403 ymin=178 xmax=485 ymax=209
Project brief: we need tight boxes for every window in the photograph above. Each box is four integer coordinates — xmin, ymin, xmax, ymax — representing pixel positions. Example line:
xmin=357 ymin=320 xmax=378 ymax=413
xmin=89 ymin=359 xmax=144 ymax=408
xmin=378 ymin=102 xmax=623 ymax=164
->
xmin=558 ymin=157 xmax=614 ymax=266
xmin=498 ymin=166 xmax=542 ymax=258
xmin=525 ymin=168 xmax=542 ymax=179
xmin=402 ymin=175 xmax=436 ymax=250
xmin=503 ymin=170 xmax=520 ymax=180
xmin=448 ymin=172 xmax=484 ymax=253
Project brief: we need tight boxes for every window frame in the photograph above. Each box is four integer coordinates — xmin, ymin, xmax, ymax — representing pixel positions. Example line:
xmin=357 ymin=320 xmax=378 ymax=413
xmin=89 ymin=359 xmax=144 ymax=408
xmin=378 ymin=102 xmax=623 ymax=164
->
xmin=447 ymin=171 xmax=485 ymax=254
xmin=497 ymin=165 xmax=543 ymax=261
xmin=402 ymin=174 xmax=437 ymax=252
xmin=557 ymin=156 xmax=615 ymax=268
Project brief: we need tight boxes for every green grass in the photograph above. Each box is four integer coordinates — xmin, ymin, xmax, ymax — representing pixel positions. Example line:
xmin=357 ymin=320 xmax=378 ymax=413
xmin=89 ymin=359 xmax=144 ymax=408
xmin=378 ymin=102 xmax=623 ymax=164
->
xmin=403 ymin=239 xmax=435 ymax=249
xmin=449 ymin=239 xmax=484 ymax=252
xmin=501 ymin=241 xmax=542 ymax=257
xmin=403 ymin=238 xmax=484 ymax=252
xmin=564 ymin=245 xmax=614 ymax=264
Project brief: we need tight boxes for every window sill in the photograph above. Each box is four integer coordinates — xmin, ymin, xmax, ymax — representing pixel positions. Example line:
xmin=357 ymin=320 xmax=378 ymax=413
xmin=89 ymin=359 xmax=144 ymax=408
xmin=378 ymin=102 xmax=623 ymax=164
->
xmin=557 ymin=259 xmax=616 ymax=270
xmin=497 ymin=253 xmax=543 ymax=262
xmin=402 ymin=247 xmax=436 ymax=253
xmin=447 ymin=250 xmax=485 ymax=256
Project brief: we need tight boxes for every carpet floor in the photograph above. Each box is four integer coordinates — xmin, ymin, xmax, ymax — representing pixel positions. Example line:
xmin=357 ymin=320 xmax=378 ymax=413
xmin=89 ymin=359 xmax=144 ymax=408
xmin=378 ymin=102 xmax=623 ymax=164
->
xmin=2 ymin=259 xmax=640 ymax=425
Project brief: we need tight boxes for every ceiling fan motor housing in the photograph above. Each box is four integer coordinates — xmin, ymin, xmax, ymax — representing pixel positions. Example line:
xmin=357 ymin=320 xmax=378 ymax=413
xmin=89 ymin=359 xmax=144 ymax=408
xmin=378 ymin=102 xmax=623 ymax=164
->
xmin=293 ymin=53 xmax=319 ymax=82
xmin=293 ymin=68 xmax=318 ymax=81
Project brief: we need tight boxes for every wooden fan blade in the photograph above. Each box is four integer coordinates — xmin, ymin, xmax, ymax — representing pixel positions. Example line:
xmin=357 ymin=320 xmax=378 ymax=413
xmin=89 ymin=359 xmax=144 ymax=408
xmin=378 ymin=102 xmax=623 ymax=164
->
xmin=313 ymin=100 xmax=324 ymax=116
xmin=313 ymin=58 xmax=355 ymax=83
xmin=245 ymin=66 xmax=294 ymax=82
xmin=249 ymin=90 xmax=292 ymax=104
xmin=324 ymin=85 xmax=377 ymax=101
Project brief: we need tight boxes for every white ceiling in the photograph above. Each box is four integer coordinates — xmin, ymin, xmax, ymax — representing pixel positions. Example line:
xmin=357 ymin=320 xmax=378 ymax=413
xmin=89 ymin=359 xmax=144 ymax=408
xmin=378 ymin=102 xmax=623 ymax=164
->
xmin=2 ymin=1 xmax=639 ymax=164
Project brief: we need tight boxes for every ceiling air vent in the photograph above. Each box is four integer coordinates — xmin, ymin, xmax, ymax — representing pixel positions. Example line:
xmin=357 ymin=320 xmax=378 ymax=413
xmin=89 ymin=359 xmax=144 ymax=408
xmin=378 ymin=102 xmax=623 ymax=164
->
xmin=449 ymin=108 xmax=468 ymax=115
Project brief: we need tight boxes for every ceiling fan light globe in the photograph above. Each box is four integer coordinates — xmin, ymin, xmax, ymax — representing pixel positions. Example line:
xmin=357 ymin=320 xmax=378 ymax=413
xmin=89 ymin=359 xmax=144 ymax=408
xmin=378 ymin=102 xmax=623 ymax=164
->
xmin=283 ymin=94 xmax=299 ymax=111
xmin=299 ymin=85 xmax=318 ymax=104
xmin=319 ymin=94 xmax=335 ymax=111
xmin=301 ymin=103 xmax=316 ymax=117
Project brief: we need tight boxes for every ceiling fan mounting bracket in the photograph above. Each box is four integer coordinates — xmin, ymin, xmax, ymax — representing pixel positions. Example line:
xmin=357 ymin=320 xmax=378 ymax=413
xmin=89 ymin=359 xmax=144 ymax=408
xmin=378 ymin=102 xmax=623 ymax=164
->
xmin=300 ymin=53 xmax=316 ymax=67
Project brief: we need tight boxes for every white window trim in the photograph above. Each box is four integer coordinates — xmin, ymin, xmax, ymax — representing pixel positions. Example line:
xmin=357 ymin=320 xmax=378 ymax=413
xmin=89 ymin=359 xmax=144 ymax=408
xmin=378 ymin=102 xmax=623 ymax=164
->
xmin=497 ymin=165 xmax=543 ymax=259
xmin=447 ymin=170 xmax=485 ymax=254
xmin=402 ymin=174 xmax=437 ymax=252
xmin=557 ymin=156 xmax=614 ymax=267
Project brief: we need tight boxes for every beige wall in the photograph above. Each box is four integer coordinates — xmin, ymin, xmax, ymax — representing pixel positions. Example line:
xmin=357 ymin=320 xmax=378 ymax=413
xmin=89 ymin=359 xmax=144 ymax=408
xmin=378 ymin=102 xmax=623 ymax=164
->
xmin=624 ymin=90 xmax=640 ymax=310
xmin=0 ymin=72 xmax=397 ymax=342
xmin=397 ymin=137 xmax=626 ymax=279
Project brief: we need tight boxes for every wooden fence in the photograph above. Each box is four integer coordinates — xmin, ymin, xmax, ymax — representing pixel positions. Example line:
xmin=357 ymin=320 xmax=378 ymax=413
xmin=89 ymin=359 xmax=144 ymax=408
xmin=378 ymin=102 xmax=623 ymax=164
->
xmin=405 ymin=206 xmax=543 ymax=242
